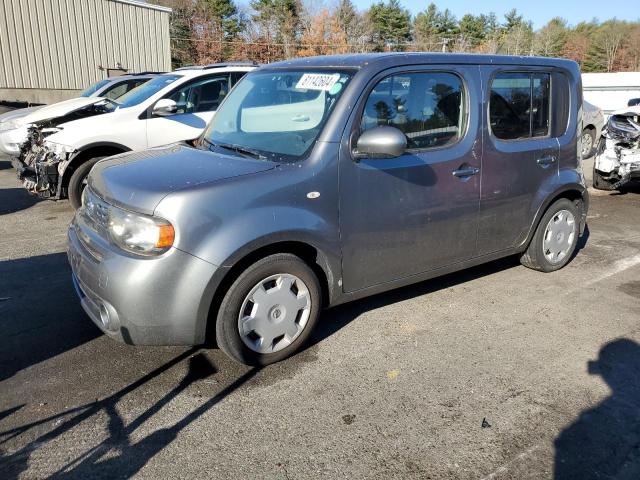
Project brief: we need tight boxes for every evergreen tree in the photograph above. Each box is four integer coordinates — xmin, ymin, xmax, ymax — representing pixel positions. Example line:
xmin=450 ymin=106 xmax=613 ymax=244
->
xmin=458 ymin=14 xmax=488 ymax=48
xmin=367 ymin=0 xmax=411 ymax=51
xmin=202 ymin=0 xmax=243 ymax=39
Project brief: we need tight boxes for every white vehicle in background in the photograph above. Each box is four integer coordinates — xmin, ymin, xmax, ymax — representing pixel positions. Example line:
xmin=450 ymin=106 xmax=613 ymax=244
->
xmin=581 ymin=100 xmax=605 ymax=159
xmin=0 ymin=73 xmax=159 ymax=156
xmin=13 ymin=63 xmax=257 ymax=208
xmin=593 ymin=104 xmax=640 ymax=191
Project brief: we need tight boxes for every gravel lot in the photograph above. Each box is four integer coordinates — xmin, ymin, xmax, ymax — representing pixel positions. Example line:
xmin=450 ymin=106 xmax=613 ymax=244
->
xmin=0 ymin=154 xmax=639 ymax=479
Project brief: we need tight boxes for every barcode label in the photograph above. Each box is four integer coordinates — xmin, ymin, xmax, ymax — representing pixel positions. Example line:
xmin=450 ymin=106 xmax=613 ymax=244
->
xmin=295 ymin=73 xmax=341 ymax=91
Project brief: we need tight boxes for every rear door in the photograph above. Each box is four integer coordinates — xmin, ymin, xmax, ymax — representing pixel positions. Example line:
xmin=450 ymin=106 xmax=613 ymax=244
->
xmin=145 ymin=74 xmax=233 ymax=147
xmin=339 ymin=65 xmax=482 ymax=292
xmin=477 ymin=68 xmax=558 ymax=255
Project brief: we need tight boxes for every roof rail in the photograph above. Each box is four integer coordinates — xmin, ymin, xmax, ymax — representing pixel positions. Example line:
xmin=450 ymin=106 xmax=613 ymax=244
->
xmin=175 ymin=61 xmax=259 ymax=71
xmin=125 ymin=71 xmax=167 ymax=76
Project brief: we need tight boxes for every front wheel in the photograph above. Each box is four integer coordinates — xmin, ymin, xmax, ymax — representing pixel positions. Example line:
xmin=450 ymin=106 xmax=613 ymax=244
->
xmin=67 ymin=156 xmax=106 ymax=209
xmin=215 ymin=254 xmax=322 ymax=366
xmin=520 ymin=198 xmax=580 ymax=272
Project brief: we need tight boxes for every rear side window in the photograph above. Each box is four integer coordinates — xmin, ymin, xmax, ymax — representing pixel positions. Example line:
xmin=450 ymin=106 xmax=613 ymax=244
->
xmin=361 ymin=72 xmax=464 ymax=150
xmin=166 ymin=75 xmax=230 ymax=114
xmin=490 ymin=72 xmax=551 ymax=140
xmin=101 ymin=79 xmax=149 ymax=100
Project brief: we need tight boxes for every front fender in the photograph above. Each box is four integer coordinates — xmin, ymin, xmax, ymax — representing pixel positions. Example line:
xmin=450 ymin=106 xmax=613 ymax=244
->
xmin=187 ymin=205 xmax=340 ymax=288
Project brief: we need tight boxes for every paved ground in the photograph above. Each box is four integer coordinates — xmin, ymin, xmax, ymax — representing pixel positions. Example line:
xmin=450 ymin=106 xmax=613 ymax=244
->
xmin=0 ymin=154 xmax=639 ymax=480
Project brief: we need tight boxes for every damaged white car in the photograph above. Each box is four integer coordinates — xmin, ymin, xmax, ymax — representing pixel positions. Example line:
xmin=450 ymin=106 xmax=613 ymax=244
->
xmin=12 ymin=63 xmax=255 ymax=208
xmin=0 ymin=73 xmax=157 ymax=157
xmin=593 ymin=106 xmax=640 ymax=190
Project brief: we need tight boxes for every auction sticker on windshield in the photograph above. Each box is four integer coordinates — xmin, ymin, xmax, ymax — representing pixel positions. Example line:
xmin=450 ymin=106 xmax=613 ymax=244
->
xmin=296 ymin=73 xmax=341 ymax=91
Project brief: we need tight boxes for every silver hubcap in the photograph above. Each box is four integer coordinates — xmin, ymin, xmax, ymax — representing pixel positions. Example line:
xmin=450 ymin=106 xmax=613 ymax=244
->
xmin=238 ymin=273 xmax=311 ymax=354
xmin=543 ymin=209 xmax=576 ymax=264
xmin=581 ymin=132 xmax=593 ymax=156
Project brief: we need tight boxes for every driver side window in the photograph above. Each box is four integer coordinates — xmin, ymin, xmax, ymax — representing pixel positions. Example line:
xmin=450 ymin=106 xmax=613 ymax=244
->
xmin=361 ymin=72 xmax=465 ymax=150
xmin=166 ymin=76 xmax=230 ymax=114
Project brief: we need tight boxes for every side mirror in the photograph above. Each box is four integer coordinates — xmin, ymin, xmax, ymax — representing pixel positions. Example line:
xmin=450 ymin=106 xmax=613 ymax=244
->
xmin=628 ymin=98 xmax=640 ymax=107
xmin=354 ymin=126 xmax=407 ymax=160
xmin=152 ymin=98 xmax=178 ymax=116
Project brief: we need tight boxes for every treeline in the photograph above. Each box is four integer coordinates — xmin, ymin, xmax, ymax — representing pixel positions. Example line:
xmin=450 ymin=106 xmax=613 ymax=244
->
xmin=152 ymin=0 xmax=640 ymax=72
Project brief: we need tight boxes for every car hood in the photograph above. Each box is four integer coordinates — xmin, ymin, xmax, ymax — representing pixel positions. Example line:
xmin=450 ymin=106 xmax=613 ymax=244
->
xmin=89 ymin=144 xmax=275 ymax=215
xmin=0 ymin=106 xmax=43 ymax=126
xmin=19 ymin=97 xmax=108 ymax=126
xmin=611 ymin=105 xmax=640 ymax=117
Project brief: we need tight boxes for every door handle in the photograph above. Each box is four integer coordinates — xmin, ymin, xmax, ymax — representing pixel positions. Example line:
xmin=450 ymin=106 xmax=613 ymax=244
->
xmin=452 ymin=166 xmax=480 ymax=178
xmin=536 ymin=155 xmax=556 ymax=167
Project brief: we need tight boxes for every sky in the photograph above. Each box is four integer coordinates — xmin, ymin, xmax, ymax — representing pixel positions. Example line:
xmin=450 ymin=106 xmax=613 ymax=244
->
xmin=352 ymin=0 xmax=638 ymax=29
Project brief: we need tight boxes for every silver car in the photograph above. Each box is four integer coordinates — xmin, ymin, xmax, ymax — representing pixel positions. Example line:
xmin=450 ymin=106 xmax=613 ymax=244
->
xmin=68 ymin=54 xmax=589 ymax=366
xmin=581 ymin=100 xmax=605 ymax=159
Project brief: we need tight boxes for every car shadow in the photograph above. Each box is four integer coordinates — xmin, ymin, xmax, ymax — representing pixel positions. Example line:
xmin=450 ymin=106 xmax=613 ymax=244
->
xmin=554 ymin=338 xmax=640 ymax=479
xmin=0 ymin=346 xmax=262 ymax=479
xmin=0 ymin=253 xmax=100 ymax=382
xmin=0 ymin=188 xmax=42 ymax=215
xmin=0 ymin=159 xmax=13 ymax=171
xmin=611 ymin=181 xmax=640 ymax=195
xmin=309 ymin=255 xmax=521 ymax=348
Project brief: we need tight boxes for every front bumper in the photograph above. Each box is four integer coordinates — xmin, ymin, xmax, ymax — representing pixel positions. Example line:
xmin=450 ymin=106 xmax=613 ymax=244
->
xmin=67 ymin=218 xmax=219 ymax=345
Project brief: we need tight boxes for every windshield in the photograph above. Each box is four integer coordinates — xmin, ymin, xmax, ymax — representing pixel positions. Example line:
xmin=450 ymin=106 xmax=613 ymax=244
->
xmin=80 ymin=79 xmax=111 ymax=97
xmin=202 ymin=70 xmax=353 ymax=162
xmin=116 ymin=74 xmax=182 ymax=108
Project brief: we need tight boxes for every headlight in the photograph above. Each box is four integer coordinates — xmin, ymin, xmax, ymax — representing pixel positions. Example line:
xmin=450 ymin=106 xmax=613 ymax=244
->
xmin=83 ymin=188 xmax=174 ymax=256
xmin=108 ymin=206 xmax=175 ymax=256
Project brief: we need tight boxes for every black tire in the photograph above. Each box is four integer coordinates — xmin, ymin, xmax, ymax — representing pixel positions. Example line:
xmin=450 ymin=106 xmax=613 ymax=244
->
xmin=592 ymin=163 xmax=616 ymax=191
xmin=67 ymin=156 xmax=106 ymax=209
xmin=581 ymin=127 xmax=596 ymax=159
xmin=520 ymin=198 xmax=580 ymax=272
xmin=215 ymin=253 xmax=322 ymax=366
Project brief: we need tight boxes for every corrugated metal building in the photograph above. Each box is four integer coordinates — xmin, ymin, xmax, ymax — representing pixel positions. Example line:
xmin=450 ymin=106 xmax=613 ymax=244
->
xmin=0 ymin=0 xmax=171 ymax=104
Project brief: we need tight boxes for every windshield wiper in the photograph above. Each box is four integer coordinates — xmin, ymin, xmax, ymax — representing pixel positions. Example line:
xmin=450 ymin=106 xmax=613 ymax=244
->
xmin=207 ymin=140 xmax=267 ymax=160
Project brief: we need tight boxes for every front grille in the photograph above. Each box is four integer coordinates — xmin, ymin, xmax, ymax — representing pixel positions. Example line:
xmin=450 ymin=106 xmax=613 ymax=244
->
xmin=82 ymin=187 xmax=110 ymax=234
xmin=80 ymin=187 xmax=109 ymax=238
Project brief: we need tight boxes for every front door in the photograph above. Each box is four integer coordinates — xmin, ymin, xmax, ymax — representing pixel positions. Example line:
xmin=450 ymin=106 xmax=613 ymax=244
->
xmin=145 ymin=74 xmax=231 ymax=148
xmin=477 ymin=69 xmax=559 ymax=255
xmin=339 ymin=66 xmax=482 ymax=293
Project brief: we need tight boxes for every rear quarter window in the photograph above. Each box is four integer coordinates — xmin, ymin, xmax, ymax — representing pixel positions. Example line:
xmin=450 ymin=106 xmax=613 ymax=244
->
xmin=490 ymin=71 xmax=551 ymax=140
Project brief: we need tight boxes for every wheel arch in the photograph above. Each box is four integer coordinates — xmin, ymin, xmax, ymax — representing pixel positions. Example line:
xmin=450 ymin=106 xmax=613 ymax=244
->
xmin=521 ymin=185 xmax=588 ymax=252
xmin=59 ymin=142 xmax=131 ymax=196
xmin=202 ymin=239 xmax=338 ymax=344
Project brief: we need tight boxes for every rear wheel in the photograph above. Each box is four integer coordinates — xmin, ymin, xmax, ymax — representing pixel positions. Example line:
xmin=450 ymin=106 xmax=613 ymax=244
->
xmin=581 ymin=128 xmax=596 ymax=158
xmin=520 ymin=198 xmax=580 ymax=272
xmin=67 ymin=156 xmax=106 ymax=209
xmin=215 ymin=253 xmax=322 ymax=366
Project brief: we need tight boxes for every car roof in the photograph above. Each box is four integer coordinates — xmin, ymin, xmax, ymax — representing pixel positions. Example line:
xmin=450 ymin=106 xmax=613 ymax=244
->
xmin=175 ymin=61 xmax=259 ymax=71
xmin=264 ymin=52 xmax=579 ymax=71
xmin=173 ymin=62 xmax=259 ymax=77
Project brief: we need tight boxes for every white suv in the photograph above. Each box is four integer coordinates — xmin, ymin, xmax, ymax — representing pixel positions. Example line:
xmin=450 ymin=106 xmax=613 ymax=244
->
xmin=14 ymin=63 xmax=256 ymax=208
xmin=0 ymin=73 xmax=158 ymax=157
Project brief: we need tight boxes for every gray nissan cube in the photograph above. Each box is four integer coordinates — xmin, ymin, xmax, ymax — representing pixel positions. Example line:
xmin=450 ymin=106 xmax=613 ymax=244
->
xmin=68 ymin=53 xmax=589 ymax=365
